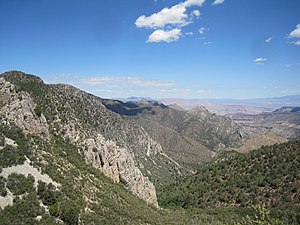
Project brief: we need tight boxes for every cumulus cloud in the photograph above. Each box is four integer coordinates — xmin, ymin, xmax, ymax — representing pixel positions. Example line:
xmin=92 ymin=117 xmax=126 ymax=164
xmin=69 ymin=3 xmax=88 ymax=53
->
xmin=147 ymin=28 xmax=182 ymax=43
xmin=294 ymin=40 xmax=300 ymax=46
xmin=182 ymin=0 xmax=205 ymax=7
xmin=254 ymin=57 xmax=269 ymax=64
xmin=81 ymin=76 xmax=175 ymax=87
xmin=135 ymin=0 xmax=206 ymax=42
xmin=265 ymin=37 xmax=272 ymax=43
xmin=289 ymin=24 xmax=300 ymax=38
xmin=212 ymin=0 xmax=224 ymax=5
xmin=135 ymin=5 xmax=188 ymax=29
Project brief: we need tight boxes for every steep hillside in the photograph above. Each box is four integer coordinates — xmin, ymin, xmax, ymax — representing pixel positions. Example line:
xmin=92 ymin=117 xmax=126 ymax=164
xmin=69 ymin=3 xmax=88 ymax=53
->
xmin=103 ymin=100 xmax=248 ymax=152
xmin=0 ymin=121 xmax=187 ymax=224
xmin=0 ymin=71 xmax=165 ymax=206
xmin=159 ymin=141 xmax=300 ymax=211
xmin=101 ymin=99 xmax=251 ymax=190
xmin=229 ymin=107 xmax=300 ymax=139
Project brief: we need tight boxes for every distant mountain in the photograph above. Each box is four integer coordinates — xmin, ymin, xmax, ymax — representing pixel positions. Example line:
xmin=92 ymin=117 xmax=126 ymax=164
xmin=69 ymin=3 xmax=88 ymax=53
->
xmin=160 ymin=95 xmax=300 ymax=115
xmin=101 ymin=98 xmax=252 ymax=189
xmin=229 ymin=106 xmax=300 ymax=139
xmin=274 ymin=106 xmax=300 ymax=113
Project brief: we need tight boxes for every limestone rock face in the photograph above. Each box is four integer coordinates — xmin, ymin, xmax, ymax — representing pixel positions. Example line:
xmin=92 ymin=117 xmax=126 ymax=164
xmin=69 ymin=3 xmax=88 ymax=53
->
xmin=83 ymin=134 xmax=158 ymax=207
xmin=0 ymin=78 xmax=49 ymax=138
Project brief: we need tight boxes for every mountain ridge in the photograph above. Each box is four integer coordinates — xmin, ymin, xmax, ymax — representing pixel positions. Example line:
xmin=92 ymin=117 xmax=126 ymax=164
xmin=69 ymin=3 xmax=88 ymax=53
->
xmin=0 ymin=71 xmax=161 ymax=207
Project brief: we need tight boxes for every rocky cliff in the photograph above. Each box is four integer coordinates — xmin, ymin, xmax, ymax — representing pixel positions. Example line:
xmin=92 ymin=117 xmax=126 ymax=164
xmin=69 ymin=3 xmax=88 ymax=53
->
xmin=0 ymin=71 xmax=161 ymax=207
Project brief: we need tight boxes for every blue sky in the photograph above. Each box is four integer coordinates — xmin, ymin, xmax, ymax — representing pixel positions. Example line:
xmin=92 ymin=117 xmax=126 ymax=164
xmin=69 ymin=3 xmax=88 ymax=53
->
xmin=0 ymin=0 xmax=300 ymax=99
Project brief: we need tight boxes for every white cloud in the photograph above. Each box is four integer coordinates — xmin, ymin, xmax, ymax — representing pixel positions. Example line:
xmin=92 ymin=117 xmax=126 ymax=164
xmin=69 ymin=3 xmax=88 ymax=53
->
xmin=192 ymin=10 xmax=201 ymax=17
xmin=81 ymin=76 xmax=175 ymax=87
xmin=182 ymin=0 xmax=205 ymax=7
xmin=265 ymin=37 xmax=272 ymax=43
xmin=135 ymin=0 xmax=205 ymax=29
xmin=135 ymin=0 xmax=206 ymax=42
xmin=294 ymin=40 xmax=300 ymax=46
xmin=203 ymin=41 xmax=212 ymax=45
xmin=135 ymin=5 xmax=188 ymax=29
xmin=281 ymin=89 xmax=300 ymax=94
xmin=289 ymin=24 xmax=300 ymax=38
xmin=159 ymin=88 xmax=192 ymax=93
xmin=198 ymin=27 xmax=205 ymax=34
xmin=254 ymin=57 xmax=269 ymax=64
xmin=185 ymin=31 xmax=194 ymax=36
xmin=196 ymin=89 xmax=206 ymax=93
xmin=212 ymin=0 xmax=224 ymax=5
xmin=147 ymin=28 xmax=182 ymax=43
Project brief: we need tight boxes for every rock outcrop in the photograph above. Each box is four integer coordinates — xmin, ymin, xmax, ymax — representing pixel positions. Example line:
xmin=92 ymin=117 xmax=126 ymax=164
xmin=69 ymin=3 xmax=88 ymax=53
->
xmin=0 ymin=78 xmax=49 ymax=138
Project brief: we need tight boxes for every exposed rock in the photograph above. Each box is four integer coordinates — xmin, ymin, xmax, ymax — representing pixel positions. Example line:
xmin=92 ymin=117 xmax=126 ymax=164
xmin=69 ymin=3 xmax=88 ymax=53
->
xmin=83 ymin=134 xmax=158 ymax=207
xmin=0 ymin=78 xmax=49 ymax=138
xmin=0 ymin=158 xmax=60 ymax=188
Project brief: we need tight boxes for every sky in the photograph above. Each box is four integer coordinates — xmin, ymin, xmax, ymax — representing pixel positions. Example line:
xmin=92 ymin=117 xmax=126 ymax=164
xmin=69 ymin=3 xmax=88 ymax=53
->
xmin=0 ymin=0 xmax=300 ymax=99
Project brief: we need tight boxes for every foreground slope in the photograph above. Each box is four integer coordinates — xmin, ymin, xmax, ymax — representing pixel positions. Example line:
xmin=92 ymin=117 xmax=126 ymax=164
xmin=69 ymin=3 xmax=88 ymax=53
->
xmin=0 ymin=121 xmax=186 ymax=224
xmin=160 ymin=141 xmax=300 ymax=210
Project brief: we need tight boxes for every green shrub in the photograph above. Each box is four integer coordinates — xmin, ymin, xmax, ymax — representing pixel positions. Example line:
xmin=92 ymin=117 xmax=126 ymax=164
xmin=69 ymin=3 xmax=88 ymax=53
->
xmin=37 ymin=181 xmax=61 ymax=206
xmin=6 ymin=173 xmax=35 ymax=195
xmin=235 ymin=204 xmax=285 ymax=225
xmin=34 ymin=105 xmax=43 ymax=117
xmin=60 ymin=201 xmax=80 ymax=225
xmin=0 ymin=145 xmax=26 ymax=167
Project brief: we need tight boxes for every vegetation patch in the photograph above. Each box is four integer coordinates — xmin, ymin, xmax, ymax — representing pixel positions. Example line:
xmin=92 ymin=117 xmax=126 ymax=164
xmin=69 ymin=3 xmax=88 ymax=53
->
xmin=6 ymin=173 xmax=35 ymax=195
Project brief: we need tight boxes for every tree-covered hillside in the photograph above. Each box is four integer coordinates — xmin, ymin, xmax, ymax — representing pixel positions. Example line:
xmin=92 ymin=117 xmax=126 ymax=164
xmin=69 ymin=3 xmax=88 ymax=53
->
xmin=160 ymin=141 xmax=300 ymax=211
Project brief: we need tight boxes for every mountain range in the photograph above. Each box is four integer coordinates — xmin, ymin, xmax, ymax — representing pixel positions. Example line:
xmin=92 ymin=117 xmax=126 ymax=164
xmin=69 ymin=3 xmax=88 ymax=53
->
xmin=159 ymin=95 xmax=300 ymax=115
xmin=0 ymin=71 xmax=299 ymax=224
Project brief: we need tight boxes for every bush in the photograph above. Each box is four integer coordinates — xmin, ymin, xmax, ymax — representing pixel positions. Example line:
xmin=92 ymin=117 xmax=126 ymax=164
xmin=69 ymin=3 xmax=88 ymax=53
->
xmin=0 ymin=145 xmax=26 ymax=167
xmin=34 ymin=105 xmax=43 ymax=117
xmin=235 ymin=204 xmax=285 ymax=225
xmin=6 ymin=173 xmax=35 ymax=195
xmin=37 ymin=181 xmax=61 ymax=206
xmin=60 ymin=201 xmax=80 ymax=225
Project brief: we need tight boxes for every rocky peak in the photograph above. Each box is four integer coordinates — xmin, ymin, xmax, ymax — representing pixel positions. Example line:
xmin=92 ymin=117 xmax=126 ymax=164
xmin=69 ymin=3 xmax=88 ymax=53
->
xmin=187 ymin=106 xmax=210 ymax=117
xmin=1 ymin=70 xmax=44 ymax=85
